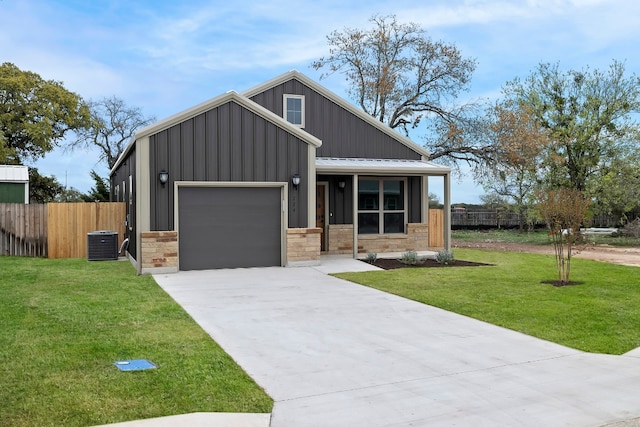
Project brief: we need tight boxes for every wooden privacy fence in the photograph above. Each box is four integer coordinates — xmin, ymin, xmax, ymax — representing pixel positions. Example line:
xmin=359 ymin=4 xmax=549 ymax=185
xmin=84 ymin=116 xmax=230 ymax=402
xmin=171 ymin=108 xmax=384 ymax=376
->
xmin=0 ymin=203 xmax=48 ymax=256
xmin=0 ymin=202 xmax=126 ymax=258
xmin=428 ymin=209 xmax=444 ymax=247
xmin=48 ymin=203 xmax=126 ymax=258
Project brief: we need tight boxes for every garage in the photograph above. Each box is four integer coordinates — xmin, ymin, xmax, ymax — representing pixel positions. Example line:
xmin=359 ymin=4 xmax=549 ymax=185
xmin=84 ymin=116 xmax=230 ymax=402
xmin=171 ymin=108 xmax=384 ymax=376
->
xmin=178 ymin=185 xmax=283 ymax=270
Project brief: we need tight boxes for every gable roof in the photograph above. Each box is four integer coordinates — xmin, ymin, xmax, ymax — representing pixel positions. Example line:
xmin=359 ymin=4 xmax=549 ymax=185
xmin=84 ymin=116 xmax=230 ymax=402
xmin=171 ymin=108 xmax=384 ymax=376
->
xmin=111 ymin=90 xmax=322 ymax=174
xmin=242 ymin=70 xmax=431 ymax=159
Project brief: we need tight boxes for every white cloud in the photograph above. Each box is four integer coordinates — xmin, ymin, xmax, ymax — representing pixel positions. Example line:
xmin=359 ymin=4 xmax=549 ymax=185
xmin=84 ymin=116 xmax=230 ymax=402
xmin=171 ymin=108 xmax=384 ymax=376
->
xmin=3 ymin=0 xmax=640 ymax=200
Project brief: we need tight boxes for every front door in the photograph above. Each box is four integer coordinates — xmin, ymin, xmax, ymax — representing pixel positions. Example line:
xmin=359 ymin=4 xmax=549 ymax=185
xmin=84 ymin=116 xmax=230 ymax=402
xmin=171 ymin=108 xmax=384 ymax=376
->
xmin=316 ymin=183 xmax=327 ymax=251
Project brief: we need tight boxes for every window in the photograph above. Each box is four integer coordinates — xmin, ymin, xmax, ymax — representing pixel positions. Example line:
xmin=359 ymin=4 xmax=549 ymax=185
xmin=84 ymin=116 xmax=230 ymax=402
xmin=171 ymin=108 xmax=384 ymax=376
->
xmin=283 ymin=94 xmax=305 ymax=127
xmin=128 ymin=175 xmax=133 ymax=230
xmin=358 ymin=178 xmax=406 ymax=234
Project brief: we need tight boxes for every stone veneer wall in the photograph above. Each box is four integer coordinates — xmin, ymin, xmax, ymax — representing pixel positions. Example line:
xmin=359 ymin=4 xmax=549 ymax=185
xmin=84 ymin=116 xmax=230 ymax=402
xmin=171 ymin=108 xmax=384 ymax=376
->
xmin=328 ymin=223 xmax=429 ymax=255
xmin=328 ymin=224 xmax=357 ymax=254
xmin=140 ymin=231 xmax=178 ymax=274
xmin=286 ymin=228 xmax=321 ymax=266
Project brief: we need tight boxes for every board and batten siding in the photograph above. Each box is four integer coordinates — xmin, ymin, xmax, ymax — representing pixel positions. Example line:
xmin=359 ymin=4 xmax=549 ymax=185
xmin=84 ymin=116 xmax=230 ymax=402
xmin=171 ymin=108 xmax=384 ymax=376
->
xmin=249 ymin=79 xmax=422 ymax=160
xmin=318 ymin=175 xmax=423 ymax=226
xmin=149 ymin=100 xmax=309 ymax=231
xmin=110 ymin=147 xmax=137 ymax=260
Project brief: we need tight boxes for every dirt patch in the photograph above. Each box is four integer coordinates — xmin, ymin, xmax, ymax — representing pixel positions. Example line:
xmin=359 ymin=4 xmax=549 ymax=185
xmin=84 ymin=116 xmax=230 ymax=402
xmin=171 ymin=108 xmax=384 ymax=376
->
xmin=540 ymin=279 xmax=585 ymax=287
xmin=452 ymin=240 xmax=640 ymax=267
xmin=368 ymin=258 xmax=491 ymax=270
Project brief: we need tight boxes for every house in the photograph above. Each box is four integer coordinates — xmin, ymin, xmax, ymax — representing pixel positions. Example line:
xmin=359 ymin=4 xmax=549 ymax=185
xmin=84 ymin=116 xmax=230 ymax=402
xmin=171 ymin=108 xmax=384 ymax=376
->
xmin=0 ymin=165 xmax=29 ymax=204
xmin=110 ymin=71 xmax=452 ymax=274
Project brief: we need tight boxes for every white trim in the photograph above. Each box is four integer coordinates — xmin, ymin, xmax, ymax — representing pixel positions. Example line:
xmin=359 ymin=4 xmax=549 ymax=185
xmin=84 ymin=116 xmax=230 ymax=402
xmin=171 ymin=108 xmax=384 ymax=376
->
xmin=352 ymin=174 xmax=358 ymax=259
xmin=307 ymin=145 xmax=317 ymax=228
xmin=316 ymin=157 xmax=450 ymax=175
xmin=443 ymin=173 xmax=452 ymax=251
xmin=422 ymin=175 xmax=428 ymax=224
xmin=283 ymin=94 xmax=305 ymax=128
xmin=136 ymin=136 xmax=151 ymax=275
xmin=174 ymin=181 xmax=288 ymax=269
xmin=357 ymin=177 xmax=408 ymax=235
xmin=243 ymin=70 xmax=431 ymax=158
xmin=317 ymin=181 xmax=329 ymax=251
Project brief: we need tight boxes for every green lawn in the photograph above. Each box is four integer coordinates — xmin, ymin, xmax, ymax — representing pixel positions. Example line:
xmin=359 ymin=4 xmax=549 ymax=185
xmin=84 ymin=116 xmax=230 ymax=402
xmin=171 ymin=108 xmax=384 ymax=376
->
xmin=336 ymin=248 xmax=640 ymax=355
xmin=0 ymin=257 xmax=272 ymax=427
xmin=452 ymin=228 xmax=640 ymax=247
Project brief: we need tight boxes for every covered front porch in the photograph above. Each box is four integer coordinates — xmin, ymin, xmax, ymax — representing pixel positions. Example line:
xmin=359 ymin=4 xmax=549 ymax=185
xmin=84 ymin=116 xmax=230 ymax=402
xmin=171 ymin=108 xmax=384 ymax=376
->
xmin=314 ymin=157 xmax=451 ymax=258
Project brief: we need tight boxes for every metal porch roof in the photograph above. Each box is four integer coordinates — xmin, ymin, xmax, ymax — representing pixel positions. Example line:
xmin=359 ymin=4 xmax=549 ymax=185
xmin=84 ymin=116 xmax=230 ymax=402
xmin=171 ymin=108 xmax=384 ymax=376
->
xmin=315 ymin=157 xmax=450 ymax=175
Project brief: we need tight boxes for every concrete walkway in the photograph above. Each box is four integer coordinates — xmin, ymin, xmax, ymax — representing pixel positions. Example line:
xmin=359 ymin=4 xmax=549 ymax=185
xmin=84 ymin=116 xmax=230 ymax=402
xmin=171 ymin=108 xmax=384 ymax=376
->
xmin=147 ymin=257 xmax=640 ymax=426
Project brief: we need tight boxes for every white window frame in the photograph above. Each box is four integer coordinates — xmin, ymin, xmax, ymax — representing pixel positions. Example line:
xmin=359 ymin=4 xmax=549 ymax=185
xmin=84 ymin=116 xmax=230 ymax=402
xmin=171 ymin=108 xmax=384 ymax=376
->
xmin=357 ymin=177 xmax=408 ymax=235
xmin=283 ymin=94 xmax=305 ymax=128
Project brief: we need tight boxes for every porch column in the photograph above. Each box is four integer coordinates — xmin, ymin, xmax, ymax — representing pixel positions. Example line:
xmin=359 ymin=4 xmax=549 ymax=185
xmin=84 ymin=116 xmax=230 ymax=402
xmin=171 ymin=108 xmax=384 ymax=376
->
xmin=421 ymin=175 xmax=429 ymax=223
xmin=443 ymin=172 xmax=451 ymax=251
xmin=352 ymin=174 xmax=358 ymax=258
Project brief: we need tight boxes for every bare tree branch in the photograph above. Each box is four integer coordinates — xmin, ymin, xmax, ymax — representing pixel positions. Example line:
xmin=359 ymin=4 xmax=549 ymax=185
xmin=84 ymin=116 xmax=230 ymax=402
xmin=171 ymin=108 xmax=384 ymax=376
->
xmin=69 ymin=96 xmax=155 ymax=169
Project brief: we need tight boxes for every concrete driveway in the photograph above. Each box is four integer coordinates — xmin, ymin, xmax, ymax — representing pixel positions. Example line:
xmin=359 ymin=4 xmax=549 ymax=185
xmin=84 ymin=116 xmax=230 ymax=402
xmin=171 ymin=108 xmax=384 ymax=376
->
xmin=153 ymin=261 xmax=640 ymax=426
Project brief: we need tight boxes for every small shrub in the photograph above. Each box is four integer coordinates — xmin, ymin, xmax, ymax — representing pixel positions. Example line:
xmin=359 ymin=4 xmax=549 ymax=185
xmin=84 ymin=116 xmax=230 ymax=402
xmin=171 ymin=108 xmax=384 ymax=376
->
xmin=435 ymin=250 xmax=455 ymax=265
xmin=622 ymin=218 xmax=640 ymax=238
xmin=400 ymin=250 xmax=419 ymax=265
xmin=365 ymin=251 xmax=377 ymax=263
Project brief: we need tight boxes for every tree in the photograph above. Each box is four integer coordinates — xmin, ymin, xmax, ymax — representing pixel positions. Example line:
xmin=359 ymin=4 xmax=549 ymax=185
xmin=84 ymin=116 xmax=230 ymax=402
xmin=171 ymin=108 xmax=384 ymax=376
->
xmin=0 ymin=62 xmax=90 ymax=164
xmin=480 ymin=101 xmax=550 ymax=230
xmin=503 ymin=61 xmax=640 ymax=192
xmin=479 ymin=193 xmax=508 ymax=210
xmin=28 ymin=167 xmax=63 ymax=203
xmin=428 ymin=192 xmax=442 ymax=208
xmin=81 ymin=170 xmax=110 ymax=202
xmin=588 ymin=150 xmax=640 ymax=224
xmin=537 ymin=189 xmax=590 ymax=285
xmin=57 ymin=187 xmax=86 ymax=202
xmin=71 ymin=96 xmax=155 ymax=169
xmin=312 ymin=15 xmax=495 ymax=170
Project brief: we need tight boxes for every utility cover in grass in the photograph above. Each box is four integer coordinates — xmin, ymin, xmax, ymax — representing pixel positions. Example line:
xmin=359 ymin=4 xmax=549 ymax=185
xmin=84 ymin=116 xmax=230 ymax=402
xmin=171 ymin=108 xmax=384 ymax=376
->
xmin=114 ymin=359 xmax=156 ymax=371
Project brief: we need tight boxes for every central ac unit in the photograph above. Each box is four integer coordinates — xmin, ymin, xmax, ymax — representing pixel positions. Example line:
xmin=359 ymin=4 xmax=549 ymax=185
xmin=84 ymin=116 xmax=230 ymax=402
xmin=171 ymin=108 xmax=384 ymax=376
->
xmin=87 ymin=230 xmax=118 ymax=261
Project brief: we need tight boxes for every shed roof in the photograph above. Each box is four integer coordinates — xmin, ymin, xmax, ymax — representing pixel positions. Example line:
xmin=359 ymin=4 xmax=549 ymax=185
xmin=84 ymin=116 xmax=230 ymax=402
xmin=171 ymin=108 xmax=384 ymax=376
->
xmin=0 ymin=165 xmax=29 ymax=182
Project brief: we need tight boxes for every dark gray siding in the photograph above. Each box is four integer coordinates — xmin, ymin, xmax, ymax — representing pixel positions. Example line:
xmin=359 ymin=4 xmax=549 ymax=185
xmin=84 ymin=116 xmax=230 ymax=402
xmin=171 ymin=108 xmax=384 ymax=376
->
xmin=110 ymin=147 xmax=137 ymax=260
xmin=408 ymin=176 xmax=422 ymax=223
xmin=249 ymin=79 xmax=422 ymax=160
xmin=318 ymin=175 xmax=353 ymax=225
xmin=150 ymin=100 xmax=309 ymax=231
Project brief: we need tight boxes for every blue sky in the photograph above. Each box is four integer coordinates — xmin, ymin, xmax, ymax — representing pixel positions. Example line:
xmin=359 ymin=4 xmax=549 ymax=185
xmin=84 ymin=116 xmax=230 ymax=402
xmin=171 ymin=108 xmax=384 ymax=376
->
xmin=2 ymin=0 xmax=639 ymax=203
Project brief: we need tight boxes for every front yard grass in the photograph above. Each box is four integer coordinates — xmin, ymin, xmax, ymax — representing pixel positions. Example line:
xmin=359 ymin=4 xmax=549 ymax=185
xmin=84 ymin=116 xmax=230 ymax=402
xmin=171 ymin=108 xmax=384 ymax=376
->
xmin=335 ymin=248 xmax=640 ymax=355
xmin=452 ymin=228 xmax=640 ymax=247
xmin=0 ymin=257 xmax=272 ymax=427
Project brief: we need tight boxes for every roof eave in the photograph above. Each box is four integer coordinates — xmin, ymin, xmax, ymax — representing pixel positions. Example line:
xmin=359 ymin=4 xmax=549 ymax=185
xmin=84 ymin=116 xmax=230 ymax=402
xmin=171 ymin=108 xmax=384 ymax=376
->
xmin=315 ymin=165 xmax=451 ymax=175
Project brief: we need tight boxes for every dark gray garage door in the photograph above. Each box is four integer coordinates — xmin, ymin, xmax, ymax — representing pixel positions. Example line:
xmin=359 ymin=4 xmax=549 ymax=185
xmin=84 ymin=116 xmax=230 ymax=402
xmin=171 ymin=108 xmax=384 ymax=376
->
xmin=178 ymin=186 xmax=282 ymax=270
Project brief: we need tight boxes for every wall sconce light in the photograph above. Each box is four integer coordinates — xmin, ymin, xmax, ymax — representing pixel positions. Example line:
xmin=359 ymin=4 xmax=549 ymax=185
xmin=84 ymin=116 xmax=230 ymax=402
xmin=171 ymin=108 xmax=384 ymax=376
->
xmin=159 ymin=170 xmax=169 ymax=187
xmin=338 ymin=180 xmax=346 ymax=189
xmin=291 ymin=174 xmax=301 ymax=188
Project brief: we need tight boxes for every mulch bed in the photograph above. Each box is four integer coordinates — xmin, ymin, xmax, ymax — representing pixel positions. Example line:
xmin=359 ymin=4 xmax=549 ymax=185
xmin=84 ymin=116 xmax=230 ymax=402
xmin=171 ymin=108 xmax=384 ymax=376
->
xmin=540 ymin=280 xmax=584 ymax=287
xmin=366 ymin=258 xmax=493 ymax=270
